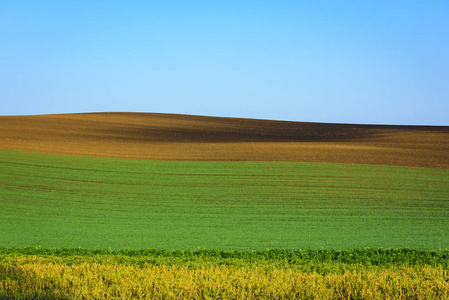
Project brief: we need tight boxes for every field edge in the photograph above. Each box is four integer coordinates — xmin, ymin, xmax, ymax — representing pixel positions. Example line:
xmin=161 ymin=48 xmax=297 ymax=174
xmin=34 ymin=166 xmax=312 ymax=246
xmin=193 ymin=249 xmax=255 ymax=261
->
xmin=1 ymin=247 xmax=448 ymax=267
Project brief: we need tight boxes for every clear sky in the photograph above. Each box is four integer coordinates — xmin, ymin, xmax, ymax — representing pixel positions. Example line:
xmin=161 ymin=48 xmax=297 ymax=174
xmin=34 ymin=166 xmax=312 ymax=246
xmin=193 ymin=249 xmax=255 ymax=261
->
xmin=1 ymin=1 xmax=448 ymax=125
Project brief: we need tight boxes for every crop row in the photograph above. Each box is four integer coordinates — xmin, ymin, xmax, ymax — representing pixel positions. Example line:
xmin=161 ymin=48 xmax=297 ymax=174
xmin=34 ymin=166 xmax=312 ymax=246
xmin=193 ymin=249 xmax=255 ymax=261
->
xmin=2 ymin=247 xmax=449 ymax=269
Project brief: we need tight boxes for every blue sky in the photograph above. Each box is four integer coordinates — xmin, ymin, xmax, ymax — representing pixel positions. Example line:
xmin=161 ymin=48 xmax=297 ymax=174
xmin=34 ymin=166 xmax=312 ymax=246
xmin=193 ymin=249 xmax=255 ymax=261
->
xmin=1 ymin=1 xmax=448 ymax=125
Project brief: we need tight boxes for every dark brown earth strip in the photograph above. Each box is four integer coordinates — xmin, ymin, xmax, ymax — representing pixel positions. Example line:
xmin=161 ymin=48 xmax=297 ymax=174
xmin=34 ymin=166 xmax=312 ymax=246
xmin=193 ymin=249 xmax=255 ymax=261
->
xmin=0 ymin=112 xmax=448 ymax=168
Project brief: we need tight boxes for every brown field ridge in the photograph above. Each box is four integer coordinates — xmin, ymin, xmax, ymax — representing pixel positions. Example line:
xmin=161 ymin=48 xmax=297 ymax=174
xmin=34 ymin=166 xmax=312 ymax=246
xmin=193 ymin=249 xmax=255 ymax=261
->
xmin=0 ymin=112 xmax=448 ymax=168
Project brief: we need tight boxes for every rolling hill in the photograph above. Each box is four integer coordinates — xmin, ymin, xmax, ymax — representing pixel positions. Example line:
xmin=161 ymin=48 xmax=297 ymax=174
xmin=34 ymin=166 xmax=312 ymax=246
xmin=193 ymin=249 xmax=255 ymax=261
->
xmin=0 ymin=112 xmax=448 ymax=168
xmin=1 ymin=112 xmax=448 ymax=251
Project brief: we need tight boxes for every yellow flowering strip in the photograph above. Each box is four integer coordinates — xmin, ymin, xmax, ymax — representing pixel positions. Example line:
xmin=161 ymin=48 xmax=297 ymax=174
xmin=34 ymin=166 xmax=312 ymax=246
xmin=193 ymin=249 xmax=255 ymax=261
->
xmin=1 ymin=256 xmax=448 ymax=299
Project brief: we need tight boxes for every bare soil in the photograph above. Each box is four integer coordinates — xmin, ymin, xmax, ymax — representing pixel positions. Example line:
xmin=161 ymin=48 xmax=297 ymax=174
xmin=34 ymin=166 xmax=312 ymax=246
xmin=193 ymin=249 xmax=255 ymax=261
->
xmin=0 ymin=112 xmax=448 ymax=168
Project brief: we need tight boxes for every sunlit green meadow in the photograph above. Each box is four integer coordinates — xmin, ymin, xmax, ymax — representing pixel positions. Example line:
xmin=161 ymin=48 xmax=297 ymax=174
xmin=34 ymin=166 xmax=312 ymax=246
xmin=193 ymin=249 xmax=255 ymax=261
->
xmin=1 ymin=149 xmax=448 ymax=250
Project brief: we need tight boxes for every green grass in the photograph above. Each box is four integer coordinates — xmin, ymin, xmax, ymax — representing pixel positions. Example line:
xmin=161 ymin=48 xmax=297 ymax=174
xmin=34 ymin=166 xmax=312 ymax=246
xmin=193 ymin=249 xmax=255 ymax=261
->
xmin=0 ymin=149 xmax=448 ymax=250
xmin=2 ymin=247 xmax=448 ymax=270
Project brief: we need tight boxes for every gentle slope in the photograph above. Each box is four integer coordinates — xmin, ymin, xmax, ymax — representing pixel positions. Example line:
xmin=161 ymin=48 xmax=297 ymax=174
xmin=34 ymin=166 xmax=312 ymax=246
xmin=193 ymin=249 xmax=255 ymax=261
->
xmin=1 ymin=112 xmax=448 ymax=168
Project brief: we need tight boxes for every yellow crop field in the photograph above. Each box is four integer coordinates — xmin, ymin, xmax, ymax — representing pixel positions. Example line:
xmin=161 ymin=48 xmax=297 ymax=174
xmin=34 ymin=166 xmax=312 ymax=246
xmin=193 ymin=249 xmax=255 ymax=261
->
xmin=1 ymin=256 xmax=448 ymax=299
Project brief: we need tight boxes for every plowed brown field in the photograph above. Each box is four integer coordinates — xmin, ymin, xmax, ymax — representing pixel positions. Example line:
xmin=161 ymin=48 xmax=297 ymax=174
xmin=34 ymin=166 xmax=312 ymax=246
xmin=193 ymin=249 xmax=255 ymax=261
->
xmin=0 ymin=112 xmax=448 ymax=168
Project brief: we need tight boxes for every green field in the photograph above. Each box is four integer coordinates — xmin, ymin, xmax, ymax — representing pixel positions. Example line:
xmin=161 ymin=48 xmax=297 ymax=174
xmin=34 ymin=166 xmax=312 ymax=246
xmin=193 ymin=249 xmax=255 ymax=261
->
xmin=1 ymin=149 xmax=448 ymax=250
